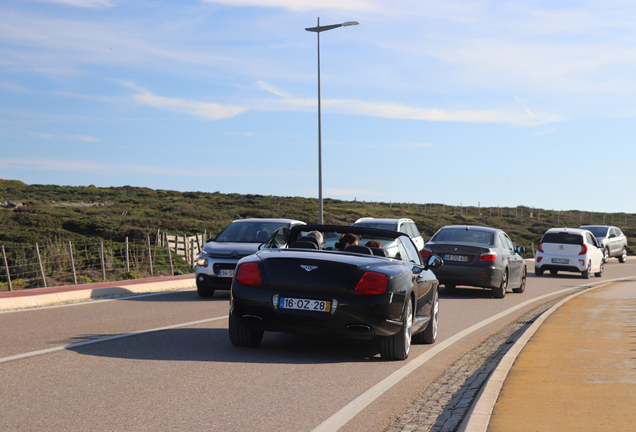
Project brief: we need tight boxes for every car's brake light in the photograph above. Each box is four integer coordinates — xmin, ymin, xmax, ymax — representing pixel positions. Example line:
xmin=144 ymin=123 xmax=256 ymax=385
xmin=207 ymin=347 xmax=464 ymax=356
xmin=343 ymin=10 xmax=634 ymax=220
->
xmin=420 ymin=249 xmax=433 ymax=258
xmin=536 ymin=256 xmax=543 ymax=263
xmin=236 ymin=262 xmax=262 ymax=286
xmin=478 ymin=252 xmax=497 ymax=262
xmin=579 ymin=244 xmax=588 ymax=255
xmin=537 ymin=242 xmax=544 ymax=253
xmin=355 ymin=272 xmax=388 ymax=295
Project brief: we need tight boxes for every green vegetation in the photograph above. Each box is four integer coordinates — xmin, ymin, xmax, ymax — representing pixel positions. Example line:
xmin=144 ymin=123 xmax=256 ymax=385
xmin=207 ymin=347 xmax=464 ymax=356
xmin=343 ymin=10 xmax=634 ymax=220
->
xmin=1 ymin=179 xmax=634 ymax=290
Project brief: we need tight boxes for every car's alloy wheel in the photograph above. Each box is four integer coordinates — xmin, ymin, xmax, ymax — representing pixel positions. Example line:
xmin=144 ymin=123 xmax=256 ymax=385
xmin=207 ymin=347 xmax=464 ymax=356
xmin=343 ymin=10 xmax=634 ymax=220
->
xmin=603 ymin=248 xmax=610 ymax=263
xmin=380 ymin=296 xmax=413 ymax=360
xmin=229 ymin=313 xmax=264 ymax=347
xmin=493 ymin=269 xmax=507 ymax=298
xmin=414 ymin=289 xmax=438 ymax=344
xmin=513 ymin=268 xmax=526 ymax=293
xmin=582 ymin=261 xmax=591 ymax=279
xmin=619 ymin=248 xmax=627 ymax=263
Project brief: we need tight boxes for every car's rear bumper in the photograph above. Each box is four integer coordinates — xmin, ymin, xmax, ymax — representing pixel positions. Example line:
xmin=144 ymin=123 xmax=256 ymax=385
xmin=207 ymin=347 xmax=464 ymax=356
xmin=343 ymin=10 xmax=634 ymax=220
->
xmin=195 ymin=273 xmax=232 ymax=291
xmin=230 ymin=283 xmax=408 ymax=340
xmin=535 ymin=255 xmax=586 ymax=272
xmin=433 ymin=264 xmax=503 ymax=289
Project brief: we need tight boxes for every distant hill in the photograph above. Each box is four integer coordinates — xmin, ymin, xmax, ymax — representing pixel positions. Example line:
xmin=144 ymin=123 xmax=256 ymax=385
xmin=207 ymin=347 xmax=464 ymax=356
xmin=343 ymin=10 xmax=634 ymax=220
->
xmin=0 ymin=180 xmax=633 ymax=257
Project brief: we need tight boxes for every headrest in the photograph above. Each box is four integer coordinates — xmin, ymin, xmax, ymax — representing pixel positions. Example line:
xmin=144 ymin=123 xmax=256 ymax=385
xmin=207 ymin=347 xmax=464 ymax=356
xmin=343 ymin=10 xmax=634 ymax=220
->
xmin=368 ymin=247 xmax=386 ymax=257
xmin=344 ymin=245 xmax=373 ymax=255
xmin=290 ymin=241 xmax=318 ymax=250
xmin=296 ymin=235 xmax=321 ymax=250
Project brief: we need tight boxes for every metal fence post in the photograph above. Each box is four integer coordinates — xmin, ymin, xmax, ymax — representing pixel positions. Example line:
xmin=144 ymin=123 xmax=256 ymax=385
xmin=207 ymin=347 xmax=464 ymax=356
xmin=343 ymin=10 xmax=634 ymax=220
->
xmin=100 ymin=241 xmax=106 ymax=281
xmin=2 ymin=245 xmax=12 ymax=291
xmin=125 ymin=237 xmax=130 ymax=273
xmin=68 ymin=241 xmax=77 ymax=285
xmin=147 ymin=236 xmax=153 ymax=275
xmin=35 ymin=243 xmax=47 ymax=288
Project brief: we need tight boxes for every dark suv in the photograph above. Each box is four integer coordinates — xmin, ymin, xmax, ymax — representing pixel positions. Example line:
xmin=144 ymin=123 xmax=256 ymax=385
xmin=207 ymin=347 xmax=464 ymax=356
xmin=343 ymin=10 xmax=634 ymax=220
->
xmin=579 ymin=225 xmax=628 ymax=263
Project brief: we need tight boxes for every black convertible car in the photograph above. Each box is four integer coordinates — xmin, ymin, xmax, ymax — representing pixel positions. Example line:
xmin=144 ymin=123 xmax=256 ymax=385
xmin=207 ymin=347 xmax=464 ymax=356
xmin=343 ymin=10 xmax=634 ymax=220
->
xmin=229 ymin=224 xmax=443 ymax=360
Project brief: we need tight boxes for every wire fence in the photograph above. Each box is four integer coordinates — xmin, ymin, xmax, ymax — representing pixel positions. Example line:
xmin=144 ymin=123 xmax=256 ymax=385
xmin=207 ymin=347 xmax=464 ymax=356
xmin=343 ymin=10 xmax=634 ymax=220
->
xmin=1 ymin=232 xmax=206 ymax=292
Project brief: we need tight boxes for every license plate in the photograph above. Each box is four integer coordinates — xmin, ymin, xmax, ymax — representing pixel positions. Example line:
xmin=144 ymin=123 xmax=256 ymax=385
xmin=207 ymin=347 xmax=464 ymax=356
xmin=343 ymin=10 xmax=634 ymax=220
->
xmin=219 ymin=269 xmax=235 ymax=277
xmin=279 ymin=297 xmax=331 ymax=313
xmin=445 ymin=254 xmax=468 ymax=262
xmin=552 ymin=258 xmax=569 ymax=264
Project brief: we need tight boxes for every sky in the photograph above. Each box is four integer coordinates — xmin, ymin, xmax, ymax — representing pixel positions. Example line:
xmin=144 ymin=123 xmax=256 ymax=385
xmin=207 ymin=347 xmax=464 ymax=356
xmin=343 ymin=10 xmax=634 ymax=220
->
xmin=1 ymin=0 xmax=635 ymax=214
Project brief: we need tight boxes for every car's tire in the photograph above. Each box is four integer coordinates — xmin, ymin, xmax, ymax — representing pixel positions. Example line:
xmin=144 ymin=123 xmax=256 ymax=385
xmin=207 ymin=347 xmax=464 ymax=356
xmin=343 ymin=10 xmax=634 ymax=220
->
xmin=197 ymin=287 xmax=215 ymax=298
xmin=229 ymin=313 xmax=264 ymax=347
xmin=619 ymin=248 xmax=627 ymax=263
xmin=535 ymin=267 xmax=544 ymax=276
xmin=380 ymin=296 xmax=413 ymax=360
xmin=413 ymin=289 xmax=438 ymax=344
xmin=595 ymin=261 xmax=604 ymax=277
xmin=493 ymin=269 xmax=508 ymax=298
xmin=603 ymin=248 xmax=610 ymax=263
xmin=550 ymin=269 xmax=558 ymax=276
xmin=513 ymin=268 xmax=527 ymax=293
xmin=582 ymin=261 xmax=591 ymax=279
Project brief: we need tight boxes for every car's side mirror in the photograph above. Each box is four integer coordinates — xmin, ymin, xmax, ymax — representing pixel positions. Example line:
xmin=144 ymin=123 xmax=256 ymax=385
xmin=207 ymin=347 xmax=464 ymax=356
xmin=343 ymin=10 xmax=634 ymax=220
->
xmin=425 ymin=255 xmax=444 ymax=270
xmin=516 ymin=246 xmax=526 ymax=254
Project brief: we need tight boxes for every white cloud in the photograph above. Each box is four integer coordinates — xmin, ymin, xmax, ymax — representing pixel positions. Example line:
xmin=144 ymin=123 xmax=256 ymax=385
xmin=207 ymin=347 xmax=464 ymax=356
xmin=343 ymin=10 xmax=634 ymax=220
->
xmin=0 ymin=158 xmax=301 ymax=178
xmin=200 ymin=0 xmax=381 ymax=13
xmin=129 ymin=87 xmax=247 ymax=120
xmin=257 ymin=80 xmax=290 ymax=98
xmin=31 ymin=0 xmax=115 ymax=8
xmin=29 ymin=133 xmax=100 ymax=142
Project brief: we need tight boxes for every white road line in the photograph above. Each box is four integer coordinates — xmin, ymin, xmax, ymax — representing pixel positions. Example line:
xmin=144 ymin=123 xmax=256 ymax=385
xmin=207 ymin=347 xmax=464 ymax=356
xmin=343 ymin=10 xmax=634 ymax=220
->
xmin=311 ymin=279 xmax=625 ymax=432
xmin=0 ymin=316 xmax=228 ymax=364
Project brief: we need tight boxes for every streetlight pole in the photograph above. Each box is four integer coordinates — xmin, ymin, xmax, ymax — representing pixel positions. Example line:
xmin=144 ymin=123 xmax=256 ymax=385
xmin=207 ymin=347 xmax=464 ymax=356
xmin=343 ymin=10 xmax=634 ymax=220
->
xmin=305 ymin=18 xmax=360 ymax=224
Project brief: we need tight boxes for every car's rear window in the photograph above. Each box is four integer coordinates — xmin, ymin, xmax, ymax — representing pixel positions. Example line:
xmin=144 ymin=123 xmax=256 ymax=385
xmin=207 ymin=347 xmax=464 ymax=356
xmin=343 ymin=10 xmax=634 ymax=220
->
xmin=353 ymin=221 xmax=398 ymax=231
xmin=541 ymin=232 xmax=583 ymax=245
xmin=431 ymin=228 xmax=494 ymax=246
xmin=581 ymin=226 xmax=609 ymax=237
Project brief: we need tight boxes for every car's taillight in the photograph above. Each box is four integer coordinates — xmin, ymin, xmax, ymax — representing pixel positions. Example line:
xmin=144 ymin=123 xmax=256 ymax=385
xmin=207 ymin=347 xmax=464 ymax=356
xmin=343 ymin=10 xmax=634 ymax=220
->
xmin=536 ymin=257 xmax=543 ymax=263
xmin=236 ymin=262 xmax=262 ymax=286
xmin=537 ymin=242 xmax=544 ymax=253
xmin=579 ymin=244 xmax=588 ymax=255
xmin=420 ymin=249 xmax=433 ymax=258
xmin=355 ymin=272 xmax=388 ymax=295
xmin=478 ymin=252 xmax=497 ymax=262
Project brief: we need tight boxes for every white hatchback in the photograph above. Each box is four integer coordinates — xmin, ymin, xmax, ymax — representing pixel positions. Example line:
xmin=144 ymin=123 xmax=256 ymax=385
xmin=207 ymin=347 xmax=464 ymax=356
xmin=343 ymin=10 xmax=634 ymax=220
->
xmin=535 ymin=228 xmax=604 ymax=278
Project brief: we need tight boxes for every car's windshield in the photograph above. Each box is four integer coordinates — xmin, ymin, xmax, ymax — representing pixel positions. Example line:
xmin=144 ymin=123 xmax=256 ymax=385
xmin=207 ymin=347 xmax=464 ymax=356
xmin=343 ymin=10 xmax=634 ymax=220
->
xmin=290 ymin=228 xmax=406 ymax=259
xmin=353 ymin=221 xmax=398 ymax=231
xmin=581 ymin=226 xmax=609 ymax=237
xmin=215 ymin=222 xmax=287 ymax=243
xmin=431 ymin=228 xmax=494 ymax=246
xmin=542 ymin=232 xmax=583 ymax=245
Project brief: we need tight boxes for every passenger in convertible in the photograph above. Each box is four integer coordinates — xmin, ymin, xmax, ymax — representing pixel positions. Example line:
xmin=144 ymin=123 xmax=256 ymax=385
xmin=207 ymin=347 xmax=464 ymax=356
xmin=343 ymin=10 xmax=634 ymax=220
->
xmin=335 ymin=233 xmax=360 ymax=251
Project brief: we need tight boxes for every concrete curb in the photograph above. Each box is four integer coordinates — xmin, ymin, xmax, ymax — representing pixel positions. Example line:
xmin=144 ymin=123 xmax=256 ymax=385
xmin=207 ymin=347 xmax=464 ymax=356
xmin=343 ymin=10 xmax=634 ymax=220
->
xmin=457 ymin=277 xmax=626 ymax=432
xmin=0 ymin=277 xmax=196 ymax=311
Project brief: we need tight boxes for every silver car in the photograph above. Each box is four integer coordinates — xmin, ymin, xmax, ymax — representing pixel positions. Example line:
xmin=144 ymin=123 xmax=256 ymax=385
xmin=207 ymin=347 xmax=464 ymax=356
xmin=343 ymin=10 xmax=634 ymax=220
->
xmin=195 ymin=218 xmax=305 ymax=297
xmin=579 ymin=225 xmax=628 ymax=263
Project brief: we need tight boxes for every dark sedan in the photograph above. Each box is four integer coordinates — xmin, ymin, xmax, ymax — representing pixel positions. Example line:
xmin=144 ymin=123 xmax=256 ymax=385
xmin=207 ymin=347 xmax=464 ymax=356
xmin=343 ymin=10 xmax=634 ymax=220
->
xmin=422 ymin=225 xmax=526 ymax=298
xmin=229 ymin=224 xmax=443 ymax=360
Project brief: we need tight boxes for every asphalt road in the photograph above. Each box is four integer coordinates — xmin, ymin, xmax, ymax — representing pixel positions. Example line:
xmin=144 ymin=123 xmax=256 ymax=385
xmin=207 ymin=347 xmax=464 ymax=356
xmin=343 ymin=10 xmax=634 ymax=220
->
xmin=2 ymin=260 xmax=635 ymax=432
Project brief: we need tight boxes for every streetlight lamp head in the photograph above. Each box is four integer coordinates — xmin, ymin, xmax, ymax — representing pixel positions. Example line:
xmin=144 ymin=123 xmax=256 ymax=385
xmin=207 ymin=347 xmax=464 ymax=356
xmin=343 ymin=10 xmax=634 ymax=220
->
xmin=342 ymin=21 xmax=360 ymax=26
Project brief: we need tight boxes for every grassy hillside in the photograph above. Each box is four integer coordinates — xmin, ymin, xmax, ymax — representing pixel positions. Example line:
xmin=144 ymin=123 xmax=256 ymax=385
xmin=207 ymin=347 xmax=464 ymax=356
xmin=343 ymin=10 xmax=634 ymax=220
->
xmin=1 ymin=179 xmax=635 ymax=257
